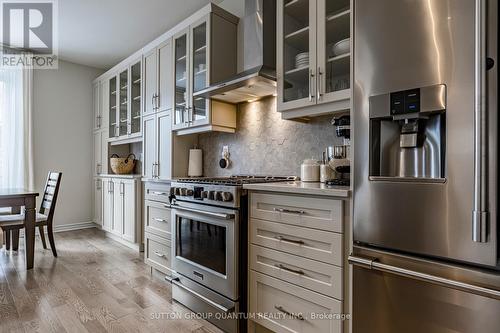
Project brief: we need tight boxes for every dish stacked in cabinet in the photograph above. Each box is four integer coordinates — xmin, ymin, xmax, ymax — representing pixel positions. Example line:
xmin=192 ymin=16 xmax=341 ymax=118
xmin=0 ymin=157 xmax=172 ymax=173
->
xmin=249 ymin=192 xmax=345 ymax=333
xmin=144 ymin=182 xmax=173 ymax=276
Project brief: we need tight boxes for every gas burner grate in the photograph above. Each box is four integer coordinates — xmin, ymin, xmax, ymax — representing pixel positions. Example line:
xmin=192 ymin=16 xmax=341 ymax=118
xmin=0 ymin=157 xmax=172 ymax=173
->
xmin=176 ymin=175 xmax=298 ymax=186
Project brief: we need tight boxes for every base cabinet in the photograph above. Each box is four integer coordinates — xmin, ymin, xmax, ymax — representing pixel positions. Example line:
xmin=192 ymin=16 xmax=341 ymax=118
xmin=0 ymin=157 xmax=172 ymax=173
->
xmin=101 ymin=176 xmax=142 ymax=249
xmin=248 ymin=191 xmax=348 ymax=333
xmin=93 ymin=178 xmax=103 ymax=227
xmin=143 ymin=182 xmax=172 ymax=275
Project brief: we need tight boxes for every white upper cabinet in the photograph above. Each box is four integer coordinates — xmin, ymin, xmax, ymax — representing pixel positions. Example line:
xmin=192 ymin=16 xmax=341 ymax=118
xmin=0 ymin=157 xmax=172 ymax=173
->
xmin=108 ymin=58 xmax=143 ymax=143
xmin=143 ymin=49 xmax=158 ymax=116
xmin=143 ymin=39 xmax=173 ymax=116
xmin=277 ymin=0 xmax=351 ymax=119
xmin=93 ymin=82 xmax=101 ymax=130
xmin=172 ymin=11 xmax=238 ymax=135
xmin=142 ymin=114 xmax=156 ymax=179
xmin=142 ymin=110 xmax=176 ymax=180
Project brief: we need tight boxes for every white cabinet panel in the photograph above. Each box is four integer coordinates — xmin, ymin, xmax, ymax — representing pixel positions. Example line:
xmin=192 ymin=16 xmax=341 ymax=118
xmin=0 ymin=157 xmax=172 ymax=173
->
xmin=142 ymin=115 xmax=156 ymax=179
xmin=112 ymin=179 xmax=123 ymax=236
xmin=93 ymin=178 xmax=103 ymax=226
xmin=157 ymin=111 xmax=172 ymax=179
xmin=143 ymin=49 xmax=157 ymax=116
xmin=158 ymin=40 xmax=173 ymax=113
xmin=102 ymin=179 xmax=114 ymax=232
xmin=122 ymin=180 xmax=136 ymax=243
xmin=93 ymin=131 xmax=102 ymax=175
xmin=93 ymin=82 xmax=101 ymax=130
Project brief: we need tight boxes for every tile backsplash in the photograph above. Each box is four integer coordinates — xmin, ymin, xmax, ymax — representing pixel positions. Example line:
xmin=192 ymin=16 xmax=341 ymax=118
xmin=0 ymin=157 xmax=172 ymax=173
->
xmin=198 ymin=97 xmax=344 ymax=177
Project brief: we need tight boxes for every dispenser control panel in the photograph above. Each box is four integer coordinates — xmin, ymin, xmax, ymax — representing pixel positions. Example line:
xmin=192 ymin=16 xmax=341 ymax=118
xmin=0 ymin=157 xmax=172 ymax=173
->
xmin=390 ymin=89 xmax=421 ymax=115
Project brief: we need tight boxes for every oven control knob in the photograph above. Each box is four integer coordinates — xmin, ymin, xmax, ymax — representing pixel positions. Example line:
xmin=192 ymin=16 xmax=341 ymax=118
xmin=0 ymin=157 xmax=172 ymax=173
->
xmin=208 ymin=191 xmax=216 ymax=200
xmin=173 ymin=187 xmax=180 ymax=196
xmin=186 ymin=189 xmax=194 ymax=196
xmin=201 ymin=191 xmax=209 ymax=199
xmin=180 ymin=188 xmax=188 ymax=196
xmin=221 ymin=192 xmax=233 ymax=202
xmin=215 ymin=191 xmax=225 ymax=201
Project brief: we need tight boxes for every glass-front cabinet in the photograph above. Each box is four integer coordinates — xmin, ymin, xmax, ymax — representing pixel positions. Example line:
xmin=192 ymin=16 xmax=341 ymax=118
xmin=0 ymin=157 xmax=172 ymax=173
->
xmin=172 ymin=12 xmax=239 ymax=135
xmin=174 ymin=31 xmax=189 ymax=128
xmin=130 ymin=61 xmax=141 ymax=135
xmin=108 ymin=59 xmax=142 ymax=142
xmin=109 ymin=76 xmax=117 ymax=138
xmin=190 ymin=20 xmax=209 ymax=126
xmin=118 ymin=69 xmax=128 ymax=137
xmin=277 ymin=0 xmax=351 ymax=118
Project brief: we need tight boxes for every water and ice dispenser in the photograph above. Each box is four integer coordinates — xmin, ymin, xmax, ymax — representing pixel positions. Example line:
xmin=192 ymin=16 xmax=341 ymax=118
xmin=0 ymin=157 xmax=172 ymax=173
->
xmin=369 ymin=84 xmax=446 ymax=179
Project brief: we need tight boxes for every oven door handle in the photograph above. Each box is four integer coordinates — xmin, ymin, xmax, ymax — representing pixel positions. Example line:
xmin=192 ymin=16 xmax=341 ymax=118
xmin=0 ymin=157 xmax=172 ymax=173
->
xmin=171 ymin=204 xmax=234 ymax=220
xmin=171 ymin=280 xmax=235 ymax=313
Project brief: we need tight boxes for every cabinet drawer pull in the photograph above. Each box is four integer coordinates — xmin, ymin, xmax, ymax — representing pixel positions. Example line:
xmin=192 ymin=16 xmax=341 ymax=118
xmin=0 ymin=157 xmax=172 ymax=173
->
xmin=274 ymin=305 xmax=305 ymax=321
xmin=273 ymin=207 xmax=305 ymax=215
xmin=153 ymin=251 xmax=165 ymax=258
xmin=150 ymin=191 xmax=168 ymax=196
xmin=153 ymin=218 xmax=167 ymax=223
xmin=274 ymin=235 xmax=305 ymax=245
xmin=274 ymin=264 xmax=305 ymax=275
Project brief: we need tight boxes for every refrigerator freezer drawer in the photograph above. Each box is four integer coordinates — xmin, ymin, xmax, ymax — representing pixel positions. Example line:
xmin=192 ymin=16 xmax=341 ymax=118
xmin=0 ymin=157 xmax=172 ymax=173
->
xmin=352 ymin=263 xmax=500 ymax=333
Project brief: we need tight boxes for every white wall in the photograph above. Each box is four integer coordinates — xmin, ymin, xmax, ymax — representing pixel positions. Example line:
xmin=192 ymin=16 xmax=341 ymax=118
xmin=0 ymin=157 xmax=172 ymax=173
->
xmin=33 ymin=61 xmax=103 ymax=228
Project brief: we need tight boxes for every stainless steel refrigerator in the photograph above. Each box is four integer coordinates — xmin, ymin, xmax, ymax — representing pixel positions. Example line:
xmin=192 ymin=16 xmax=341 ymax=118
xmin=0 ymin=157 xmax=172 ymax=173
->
xmin=351 ymin=0 xmax=499 ymax=332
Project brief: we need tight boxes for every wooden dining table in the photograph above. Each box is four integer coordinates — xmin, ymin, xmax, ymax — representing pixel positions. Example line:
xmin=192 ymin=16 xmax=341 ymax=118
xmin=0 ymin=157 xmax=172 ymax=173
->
xmin=0 ymin=188 xmax=39 ymax=269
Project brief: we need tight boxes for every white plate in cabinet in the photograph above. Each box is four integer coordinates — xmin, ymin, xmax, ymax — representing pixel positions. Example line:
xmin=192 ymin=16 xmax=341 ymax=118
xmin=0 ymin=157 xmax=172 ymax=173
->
xmin=144 ymin=200 xmax=172 ymax=239
xmin=250 ymin=193 xmax=343 ymax=233
xmin=145 ymin=232 xmax=172 ymax=274
xmin=250 ymin=219 xmax=343 ymax=266
xmin=250 ymin=271 xmax=343 ymax=333
xmin=250 ymin=245 xmax=343 ymax=300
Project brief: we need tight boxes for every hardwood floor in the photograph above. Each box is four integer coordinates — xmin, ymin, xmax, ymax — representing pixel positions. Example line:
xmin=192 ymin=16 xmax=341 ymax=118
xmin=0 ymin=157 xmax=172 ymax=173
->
xmin=0 ymin=228 xmax=224 ymax=333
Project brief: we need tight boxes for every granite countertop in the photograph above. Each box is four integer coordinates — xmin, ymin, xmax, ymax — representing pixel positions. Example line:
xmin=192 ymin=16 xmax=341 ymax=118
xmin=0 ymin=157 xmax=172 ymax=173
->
xmin=141 ymin=178 xmax=171 ymax=183
xmin=99 ymin=174 xmax=142 ymax=179
xmin=243 ymin=181 xmax=351 ymax=198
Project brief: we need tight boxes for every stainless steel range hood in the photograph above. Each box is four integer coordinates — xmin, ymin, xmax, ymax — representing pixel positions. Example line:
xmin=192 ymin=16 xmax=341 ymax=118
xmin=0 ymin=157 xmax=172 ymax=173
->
xmin=194 ymin=0 xmax=276 ymax=104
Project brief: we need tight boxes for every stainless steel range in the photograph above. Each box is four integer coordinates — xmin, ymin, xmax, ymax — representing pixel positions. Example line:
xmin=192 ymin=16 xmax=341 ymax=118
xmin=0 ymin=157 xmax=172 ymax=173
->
xmin=168 ymin=176 xmax=297 ymax=333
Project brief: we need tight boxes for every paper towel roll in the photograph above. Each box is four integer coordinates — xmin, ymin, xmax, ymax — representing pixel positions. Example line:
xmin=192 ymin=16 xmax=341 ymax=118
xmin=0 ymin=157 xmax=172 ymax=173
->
xmin=188 ymin=149 xmax=203 ymax=177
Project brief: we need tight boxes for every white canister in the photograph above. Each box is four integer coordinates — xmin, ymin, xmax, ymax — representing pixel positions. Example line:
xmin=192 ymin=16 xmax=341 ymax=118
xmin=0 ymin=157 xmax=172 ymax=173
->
xmin=301 ymin=159 xmax=320 ymax=182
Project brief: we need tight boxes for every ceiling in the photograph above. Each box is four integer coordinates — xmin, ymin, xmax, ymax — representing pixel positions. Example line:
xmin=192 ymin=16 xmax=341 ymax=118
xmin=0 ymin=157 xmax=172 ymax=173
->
xmin=57 ymin=0 xmax=237 ymax=70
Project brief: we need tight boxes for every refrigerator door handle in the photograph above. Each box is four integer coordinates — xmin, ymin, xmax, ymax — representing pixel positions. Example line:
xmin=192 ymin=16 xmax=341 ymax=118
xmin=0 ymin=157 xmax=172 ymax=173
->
xmin=349 ymin=255 xmax=500 ymax=300
xmin=472 ymin=0 xmax=489 ymax=243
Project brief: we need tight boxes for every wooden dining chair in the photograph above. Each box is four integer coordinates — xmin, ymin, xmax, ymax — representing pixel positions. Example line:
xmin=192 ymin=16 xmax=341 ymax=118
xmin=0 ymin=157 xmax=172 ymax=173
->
xmin=0 ymin=172 xmax=62 ymax=257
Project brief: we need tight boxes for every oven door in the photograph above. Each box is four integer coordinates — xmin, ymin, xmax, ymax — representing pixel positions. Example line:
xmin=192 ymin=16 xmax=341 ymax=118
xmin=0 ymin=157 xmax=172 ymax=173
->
xmin=171 ymin=201 xmax=239 ymax=300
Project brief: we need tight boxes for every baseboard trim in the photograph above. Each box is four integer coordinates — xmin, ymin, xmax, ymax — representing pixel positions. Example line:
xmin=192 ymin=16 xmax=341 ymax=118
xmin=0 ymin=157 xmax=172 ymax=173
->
xmin=18 ymin=221 xmax=98 ymax=237
xmin=53 ymin=221 xmax=97 ymax=233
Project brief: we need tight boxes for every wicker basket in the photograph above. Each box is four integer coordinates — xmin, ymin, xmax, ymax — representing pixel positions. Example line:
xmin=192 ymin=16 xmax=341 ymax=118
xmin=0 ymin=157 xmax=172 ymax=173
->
xmin=110 ymin=154 xmax=136 ymax=175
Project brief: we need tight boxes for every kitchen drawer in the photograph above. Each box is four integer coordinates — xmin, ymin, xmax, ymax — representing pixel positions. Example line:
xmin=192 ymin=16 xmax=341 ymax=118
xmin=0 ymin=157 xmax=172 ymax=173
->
xmin=144 ymin=200 xmax=172 ymax=239
xmin=250 ymin=245 xmax=343 ymax=300
xmin=250 ymin=271 xmax=343 ymax=333
xmin=250 ymin=192 xmax=343 ymax=233
xmin=250 ymin=219 xmax=343 ymax=266
xmin=145 ymin=232 xmax=171 ymax=274
xmin=144 ymin=182 xmax=171 ymax=204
